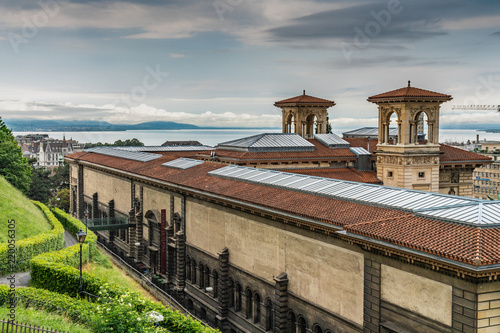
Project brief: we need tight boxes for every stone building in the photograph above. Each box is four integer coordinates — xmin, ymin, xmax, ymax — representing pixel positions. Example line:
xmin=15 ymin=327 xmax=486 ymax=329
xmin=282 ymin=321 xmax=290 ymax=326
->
xmin=67 ymin=144 xmax=500 ymax=333
xmin=65 ymin=84 xmax=497 ymax=333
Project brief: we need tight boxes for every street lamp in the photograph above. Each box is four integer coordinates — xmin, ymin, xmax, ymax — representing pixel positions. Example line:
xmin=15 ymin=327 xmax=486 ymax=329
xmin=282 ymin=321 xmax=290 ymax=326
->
xmin=76 ymin=228 xmax=87 ymax=297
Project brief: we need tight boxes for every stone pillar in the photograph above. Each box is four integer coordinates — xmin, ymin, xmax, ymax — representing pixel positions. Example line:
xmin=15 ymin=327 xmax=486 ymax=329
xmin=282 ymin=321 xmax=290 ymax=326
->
xmin=175 ymin=230 xmax=186 ymax=293
xmin=136 ymin=212 xmax=144 ymax=261
xmin=77 ymin=165 xmax=84 ymax=219
xmin=160 ymin=209 xmax=167 ymax=276
xmin=108 ymin=200 xmax=115 ymax=247
xmin=452 ymin=287 xmax=477 ymax=333
xmin=166 ymin=225 xmax=175 ymax=285
xmin=128 ymin=209 xmax=137 ymax=260
xmin=363 ymin=258 xmax=381 ymax=333
xmin=217 ymin=248 xmax=230 ymax=332
xmin=274 ymin=272 xmax=288 ymax=333
xmin=92 ymin=193 xmax=99 ymax=219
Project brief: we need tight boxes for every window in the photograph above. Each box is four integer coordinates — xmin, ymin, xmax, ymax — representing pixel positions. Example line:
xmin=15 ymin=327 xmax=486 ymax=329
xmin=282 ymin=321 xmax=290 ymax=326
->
xmin=235 ymin=283 xmax=242 ymax=312
xmin=265 ymin=299 xmax=273 ymax=331
xmin=418 ymin=172 xmax=425 ymax=178
xmin=388 ymin=171 xmax=393 ymax=178
xmin=212 ymin=270 xmax=218 ymax=298
xmin=254 ymin=293 xmax=261 ymax=324
xmin=246 ymin=288 xmax=253 ymax=319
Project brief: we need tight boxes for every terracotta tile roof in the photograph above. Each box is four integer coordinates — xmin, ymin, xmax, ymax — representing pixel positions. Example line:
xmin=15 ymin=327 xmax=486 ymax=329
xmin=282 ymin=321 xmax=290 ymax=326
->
xmin=368 ymin=82 xmax=452 ymax=102
xmin=65 ymin=148 xmax=499 ymax=268
xmin=343 ymin=215 xmax=492 ymax=265
xmin=204 ymin=140 xmax=356 ymax=160
xmin=439 ymin=144 xmax=492 ymax=162
xmin=274 ymin=91 xmax=335 ymax=106
xmin=344 ymin=138 xmax=490 ymax=163
xmin=283 ymin=168 xmax=381 ymax=184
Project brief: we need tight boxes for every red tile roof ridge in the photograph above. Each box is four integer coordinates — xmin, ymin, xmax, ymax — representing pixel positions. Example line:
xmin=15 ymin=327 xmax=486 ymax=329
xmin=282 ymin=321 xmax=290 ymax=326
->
xmin=474 ymin=227 xmax=482 ymax=265
xmin=347 ymin=213 xmax=412 ymax=227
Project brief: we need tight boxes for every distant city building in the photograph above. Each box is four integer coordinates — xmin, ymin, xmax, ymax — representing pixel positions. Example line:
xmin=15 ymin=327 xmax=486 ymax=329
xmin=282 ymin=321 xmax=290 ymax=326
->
xmin=161 ymin=140 xmax=203 ymax=146
xmin=16 ymin=134 xmax=79 ymax=168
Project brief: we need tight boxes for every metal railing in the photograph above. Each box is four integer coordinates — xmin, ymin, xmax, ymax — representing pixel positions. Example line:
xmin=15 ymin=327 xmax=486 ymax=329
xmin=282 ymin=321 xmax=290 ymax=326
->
xmin=1 ymin=319 xmax=66 ymax=332
xmin=96 ymin=241 xmax=213 ymax=328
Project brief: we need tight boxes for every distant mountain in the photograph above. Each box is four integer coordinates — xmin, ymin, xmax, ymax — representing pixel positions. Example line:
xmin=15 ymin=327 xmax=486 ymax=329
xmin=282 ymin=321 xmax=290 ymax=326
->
xmin=4 ymin=119 xmax=199 ymax=132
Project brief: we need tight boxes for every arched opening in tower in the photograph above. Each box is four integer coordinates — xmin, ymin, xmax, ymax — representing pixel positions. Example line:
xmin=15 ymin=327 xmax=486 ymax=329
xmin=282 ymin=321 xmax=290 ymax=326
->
xmin=305 ymin=113 xmax=318 ymax=139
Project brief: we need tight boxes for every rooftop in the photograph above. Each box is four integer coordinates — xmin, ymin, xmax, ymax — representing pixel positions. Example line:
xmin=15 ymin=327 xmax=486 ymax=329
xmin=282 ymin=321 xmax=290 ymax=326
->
xmin=65 ymin=149 xmax=500 ymax=271
xmin=274 ymin=91 xmax=336 ymax=107
xmin=216 ymin=133 xmax=315 ymax=152
xmin=368 ymin=81 xmax=453 ymax=103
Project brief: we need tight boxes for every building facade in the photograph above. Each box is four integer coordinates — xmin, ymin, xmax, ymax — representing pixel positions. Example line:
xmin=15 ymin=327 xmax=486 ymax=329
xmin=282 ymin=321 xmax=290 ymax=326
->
xmin=66 ymin=147 xmax=500 ymax=333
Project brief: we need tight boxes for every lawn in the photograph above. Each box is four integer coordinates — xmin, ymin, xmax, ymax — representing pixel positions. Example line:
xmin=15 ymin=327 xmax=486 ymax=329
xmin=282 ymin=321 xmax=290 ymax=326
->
xmin=83 ymin=248 xmax=158 ymax=302
xmin=0 ymin=306 xmax=92 ymax=333
xmin=0 ymin=176 xmax=51 ymax=243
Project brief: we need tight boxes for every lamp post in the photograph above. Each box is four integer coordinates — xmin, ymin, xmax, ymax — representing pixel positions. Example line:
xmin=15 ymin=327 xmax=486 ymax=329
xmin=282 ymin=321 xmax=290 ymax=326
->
xmin=76 ymin=228 xmax=87 ymax=297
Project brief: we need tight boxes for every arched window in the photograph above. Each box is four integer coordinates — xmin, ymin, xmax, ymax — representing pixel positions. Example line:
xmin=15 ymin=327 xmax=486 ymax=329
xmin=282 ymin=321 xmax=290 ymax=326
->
xmin=245 ymin=288 xmax=253 ymax=319
xmin=265 ymin=298 xmax=273 ymax=331
xmin=186 ymin=256 xmax=191 ymax=282
xmin=187 ymin=299 xmax=194 ymax=311
xmin=298 ymin=316 xmax=307 ymax=333
xmin=228 ymin=279 xmax=234 ymax=308
xmin=254 ymin=292 xmax=261 ymax=324
xmin=212 ymin=270 xmax=218 ymax=298
xmin=235 ymin=283 xmax=242 ymax=312
xmin=199 ymin=263 xmax=205 ymax=289
xmin=204 ymin=266 xmax=210 ymax=290
xmin=287 ymin=311 xmax=296 ymax=333
xmin=191 ymin=260 xmax=197 ymax=284
xmin=313 ymin=324 xmax=323 ymax=333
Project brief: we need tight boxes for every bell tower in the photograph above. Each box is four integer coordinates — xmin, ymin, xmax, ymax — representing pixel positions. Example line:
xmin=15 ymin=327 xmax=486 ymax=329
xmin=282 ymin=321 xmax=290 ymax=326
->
xmin=368 ymin=81 xmax=452 ymax=192
xmin=274 ymin=91 xmax=335 ymax=139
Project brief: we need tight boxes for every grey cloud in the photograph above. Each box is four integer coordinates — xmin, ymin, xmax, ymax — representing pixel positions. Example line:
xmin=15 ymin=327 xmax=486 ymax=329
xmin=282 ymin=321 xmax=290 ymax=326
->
xmin=267 ymin=0 xmax=500 ymax=44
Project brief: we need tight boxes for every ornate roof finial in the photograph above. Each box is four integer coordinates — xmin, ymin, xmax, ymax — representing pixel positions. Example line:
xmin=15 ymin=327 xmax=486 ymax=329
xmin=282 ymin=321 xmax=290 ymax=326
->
xmin=303 ymin=90 xmax=306 ymax=95
xmin=408 ymin=80 xmax=411 ymax=87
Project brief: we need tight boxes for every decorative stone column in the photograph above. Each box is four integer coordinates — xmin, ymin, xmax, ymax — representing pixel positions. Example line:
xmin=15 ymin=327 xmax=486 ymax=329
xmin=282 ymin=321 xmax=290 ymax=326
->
xmin=92 ymin=193 xmax=99 ymax=219
xmin=160 ymin=209 xmax=167 ymax=276
xmin=136 ymin=212 xmax=144 ymax=262
xmin=108 ymin=200 xmax=116 ymax=249
xmin=363 ymin=258 xmax=381 ymax=333
xmin=128 ymin=209 xmax=137 ymax=260
xmin=274 ymin=272 xmax=288 ymax=333
xmin=166 ymin=225 xmax=175 ymax=286
xmin=77 ymin=165 xmax=84 ymax=219
xmin=175 ymin=230 xmax=186 ymax=293
xmin=217 ymin=248 xmax=230 ymax=332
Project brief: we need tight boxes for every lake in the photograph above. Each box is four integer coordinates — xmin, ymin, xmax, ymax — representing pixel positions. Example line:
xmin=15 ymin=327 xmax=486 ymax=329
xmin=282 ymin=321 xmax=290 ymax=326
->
xmin=12 ymin=128 xmax=500 ymax=147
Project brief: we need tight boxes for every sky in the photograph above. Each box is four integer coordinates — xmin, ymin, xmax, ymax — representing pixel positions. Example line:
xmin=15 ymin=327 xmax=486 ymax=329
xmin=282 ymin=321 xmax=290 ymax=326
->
xmin=0 ymin=0 xmax=500 ymax=129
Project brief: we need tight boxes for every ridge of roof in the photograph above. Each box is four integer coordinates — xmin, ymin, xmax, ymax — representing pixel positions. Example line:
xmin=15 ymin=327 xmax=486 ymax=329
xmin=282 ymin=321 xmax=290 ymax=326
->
xmin=274 ymin=91 xmax=336 ymax=106
xmin=368 ymin=81 xmax=452 ymax=101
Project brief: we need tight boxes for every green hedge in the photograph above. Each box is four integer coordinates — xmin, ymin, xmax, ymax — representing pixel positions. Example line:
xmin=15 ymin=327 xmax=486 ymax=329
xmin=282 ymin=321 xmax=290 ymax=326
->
xmin=0 ymin=284 xmax=218 ymax=333
xmin=0 ymin=201 xmax=65 ymax=275
xmin=51 ymin=207 xmax=97 ymax=256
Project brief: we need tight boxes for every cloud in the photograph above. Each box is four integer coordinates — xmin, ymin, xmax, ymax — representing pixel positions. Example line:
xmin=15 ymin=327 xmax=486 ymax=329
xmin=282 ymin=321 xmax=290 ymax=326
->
xmin=0 ymin=99 xmax=281 ymax=127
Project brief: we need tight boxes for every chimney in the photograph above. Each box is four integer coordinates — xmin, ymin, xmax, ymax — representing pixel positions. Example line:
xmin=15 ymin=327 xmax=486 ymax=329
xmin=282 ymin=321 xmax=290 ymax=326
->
xmin=477 ymin=134 xmax=479 ymax=144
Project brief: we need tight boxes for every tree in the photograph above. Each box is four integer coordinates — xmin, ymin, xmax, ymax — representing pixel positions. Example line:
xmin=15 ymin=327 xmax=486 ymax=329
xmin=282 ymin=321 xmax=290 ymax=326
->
xmin=51 ymin=162 xmax=69 ymax=191
xmin=50 ymin=188 xmax=70 ymax=212
xmin=0 ymin=130 xmax=31 ymax=194
xmin=27 ymin=167 xmax=52 ymax=203
xmin=84 ymin=138 xmax=144 ymax=148
xmin=0 ymin=117 xmax=12 ymax=135
xmin=326 ymin=114 xmax=333 ymax=134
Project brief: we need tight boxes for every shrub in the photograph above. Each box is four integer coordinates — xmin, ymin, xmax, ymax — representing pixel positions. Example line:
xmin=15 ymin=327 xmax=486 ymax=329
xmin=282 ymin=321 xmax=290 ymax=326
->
xmin=0 ymin=201 xmax=64 ymax=275
xmin=51 ymin=207 xmax=97 ymax=256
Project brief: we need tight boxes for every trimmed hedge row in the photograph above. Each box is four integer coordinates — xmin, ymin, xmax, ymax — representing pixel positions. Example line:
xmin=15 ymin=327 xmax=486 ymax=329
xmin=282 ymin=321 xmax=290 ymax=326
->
xmin=0 ymin=285 xmax=96 ymax=324
xmin=51 ymin=208 xmax=97 ymax=256
xmin=0 ymin=201 xmax=65 ymax=275
xmin=30 ymin=209 xmax=101 ymax=297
